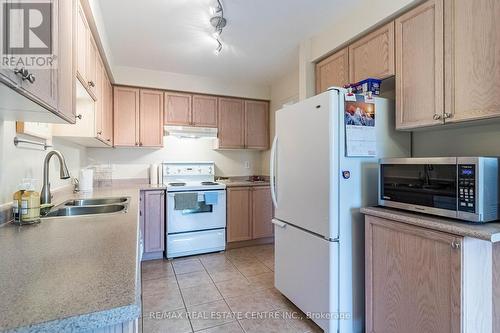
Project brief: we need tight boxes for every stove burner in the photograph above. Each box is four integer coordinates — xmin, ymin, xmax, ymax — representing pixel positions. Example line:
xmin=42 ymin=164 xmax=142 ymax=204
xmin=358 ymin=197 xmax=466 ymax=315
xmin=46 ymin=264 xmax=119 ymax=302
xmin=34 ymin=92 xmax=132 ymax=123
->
xmin=168 ymin=182 xmax=186 ymax=186
xmin=201 ymin=181 xmax=219 ymax=186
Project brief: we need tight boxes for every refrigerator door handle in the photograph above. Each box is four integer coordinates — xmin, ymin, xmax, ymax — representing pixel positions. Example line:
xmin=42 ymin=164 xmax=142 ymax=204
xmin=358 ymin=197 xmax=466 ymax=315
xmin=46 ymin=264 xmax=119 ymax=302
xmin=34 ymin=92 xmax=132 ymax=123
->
xmin=272 ymin=219 xmax=286 ymax=228
xmin=270 ymin=135 xmax=278 ymax=208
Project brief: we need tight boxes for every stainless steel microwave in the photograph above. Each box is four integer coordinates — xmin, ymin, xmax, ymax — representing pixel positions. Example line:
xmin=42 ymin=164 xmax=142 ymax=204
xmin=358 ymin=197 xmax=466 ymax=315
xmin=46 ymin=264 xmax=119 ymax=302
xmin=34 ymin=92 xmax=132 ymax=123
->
xmin=379 ymin=157 xmax=500 ymax=222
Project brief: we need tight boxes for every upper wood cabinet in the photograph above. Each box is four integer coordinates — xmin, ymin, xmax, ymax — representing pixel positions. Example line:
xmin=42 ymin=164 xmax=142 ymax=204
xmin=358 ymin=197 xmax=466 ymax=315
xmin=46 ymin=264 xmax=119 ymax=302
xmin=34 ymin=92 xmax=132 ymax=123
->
xmin=252 ymin=186 xmax=274 ymax=239
xmin=245 ymin=100 xmax=269 ymax=149
xmin=76 ymin=2 xmax=96 ymax=101
xmin=164 ymin=92 xmax=192 ymax=125
xmin=315 ymin=47 xmax=349 ymax=94
xmin=113 ymin=86 xmax=140 ymax=147
xmin=227 ymin=186 xmax=274 ymax=243
xmin=349 ymin=22 xmax=395 ymax=82
xmin=102 ymin=71 xmax=113 ymax=145
xmin=395 ymin=0 xmax=444 ymax=130
xmin=140 ymin=89 xmax=164 ymax=147
xmin=114 ymin=86 xmax=163 ymax=147
xmin=192 ymin=95 xmax=218 ymax=127
xmin=444 ymin=0 xmax=500 ymax=124
xmin=218 ymin=98 xmax=245 ymax=149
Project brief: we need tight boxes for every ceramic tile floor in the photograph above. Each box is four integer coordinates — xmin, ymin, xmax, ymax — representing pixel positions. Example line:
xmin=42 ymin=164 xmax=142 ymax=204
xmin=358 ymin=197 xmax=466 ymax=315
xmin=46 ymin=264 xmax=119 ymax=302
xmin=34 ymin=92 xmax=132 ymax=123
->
xmin=140 ymin=244 xmax=322 ymax=333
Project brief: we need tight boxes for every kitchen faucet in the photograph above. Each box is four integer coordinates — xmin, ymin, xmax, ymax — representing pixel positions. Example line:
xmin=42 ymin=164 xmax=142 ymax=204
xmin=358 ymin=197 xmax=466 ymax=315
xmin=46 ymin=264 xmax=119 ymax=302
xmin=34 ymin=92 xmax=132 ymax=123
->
xmin=41 ymin=150 xmax=70 ymax=205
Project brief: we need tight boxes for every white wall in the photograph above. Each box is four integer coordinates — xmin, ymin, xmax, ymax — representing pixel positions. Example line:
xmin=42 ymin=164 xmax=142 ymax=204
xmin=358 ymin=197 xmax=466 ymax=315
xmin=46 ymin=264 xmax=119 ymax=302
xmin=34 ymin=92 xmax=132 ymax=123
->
xmin=87 ymin=136 xmax=263 ymax=179
xmin=0 ymin=121 xmax=87 ymax=204
xmin=412 ymin=122 xmax=500 ymax=157
xmin=112 ymin=66 xmax=271 ymax=100
xmin=261 ymin=69 xmax=300 ymax=174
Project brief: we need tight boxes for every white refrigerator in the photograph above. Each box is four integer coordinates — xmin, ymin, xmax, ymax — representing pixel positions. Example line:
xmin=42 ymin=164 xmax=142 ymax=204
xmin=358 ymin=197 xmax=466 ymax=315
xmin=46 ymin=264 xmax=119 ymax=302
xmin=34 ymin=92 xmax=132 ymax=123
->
xmin=270 ymin=89 xmax=410 ymax=333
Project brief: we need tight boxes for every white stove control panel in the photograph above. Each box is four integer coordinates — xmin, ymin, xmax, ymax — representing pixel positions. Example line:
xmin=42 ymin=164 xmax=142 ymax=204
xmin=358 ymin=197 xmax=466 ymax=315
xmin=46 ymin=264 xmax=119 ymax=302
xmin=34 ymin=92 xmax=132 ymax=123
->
xmin=162 ymin=162 xmax=215 ymax=184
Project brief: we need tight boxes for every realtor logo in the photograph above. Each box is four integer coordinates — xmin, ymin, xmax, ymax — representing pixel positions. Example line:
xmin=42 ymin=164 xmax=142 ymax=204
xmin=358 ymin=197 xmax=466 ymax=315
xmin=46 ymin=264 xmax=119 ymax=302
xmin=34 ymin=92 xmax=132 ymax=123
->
xmin=1 ymin=0 xmax=56 ymax=69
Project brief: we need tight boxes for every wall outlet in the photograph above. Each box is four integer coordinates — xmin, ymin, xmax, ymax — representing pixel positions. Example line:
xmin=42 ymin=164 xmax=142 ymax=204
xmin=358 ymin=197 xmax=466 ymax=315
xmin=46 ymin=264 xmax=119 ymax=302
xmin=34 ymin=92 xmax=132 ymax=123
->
xmin=244 ymin=161 xmax=250 ymax=169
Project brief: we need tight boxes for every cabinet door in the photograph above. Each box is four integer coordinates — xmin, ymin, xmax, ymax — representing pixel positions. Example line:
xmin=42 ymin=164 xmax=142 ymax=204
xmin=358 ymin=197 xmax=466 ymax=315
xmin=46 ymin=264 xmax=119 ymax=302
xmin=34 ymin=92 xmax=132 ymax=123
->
xmin=164 ymin=92 xmax=192 ymax=125
xmin=227 ymin=187 xmax=252 ymax=242
xmin=86 ymin=36 xmax=97 ymax=100
xmin=113 ymin=86 xmax=139 ymax=147
xmin=444 ymin=0 xmax=500 ymax=123
xmin=245 ymin=100 xmax=269 ymax=149
xmin=395 ymin=0 xmax=444 ymax=129
xmin=76 ymin=3 xmax=88 ymax=86
xmin=218 ymin=98 xmax=245 ymax=149
xmin=315 ymin=47 xmax=349 ymax=94
xmin=349 ymin=22 xmax=395 ymax=82
xmin=104 ymin=75 xmax=113 ymax=144
xmin=192 ymin=95 xmax=218 ymax=127
xmin=365 ymin=216 xmax=461 ymax=333
xmin=143 ymin=191 xmax=165 ymax=254
xmin=56 ymin=0 xmax=76 ymax=123
xmin=140 ymin=89 xmax=164 ymax=147
xmin=252 ymin=186 xmax=273 ymax=239
xmin=95 ymin=58 xmax=104 ymax=140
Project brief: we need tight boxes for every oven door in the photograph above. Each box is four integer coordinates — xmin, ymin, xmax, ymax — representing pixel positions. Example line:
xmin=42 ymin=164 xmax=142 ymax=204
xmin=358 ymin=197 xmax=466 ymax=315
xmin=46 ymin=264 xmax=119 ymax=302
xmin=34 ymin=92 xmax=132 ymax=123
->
xmin=167 ymin=190 xmax=226 ymax=233
xmin=379 ymin=158 xmax=458 ymax=218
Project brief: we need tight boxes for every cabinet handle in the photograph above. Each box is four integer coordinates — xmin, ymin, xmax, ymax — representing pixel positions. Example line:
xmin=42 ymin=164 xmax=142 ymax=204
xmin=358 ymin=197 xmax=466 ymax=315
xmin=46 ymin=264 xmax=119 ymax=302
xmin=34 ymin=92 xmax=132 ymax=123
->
xmin=433 ymin=114 xmax=442 ymax=120
xmin=24 ymin=73 xmax=35 ymax=84
xmin=139 ymin=142 xmax=143 ymax=146
xmin=135 ymin=142 xmax=139 ymax=146
xmin=88 ymin=81 xmax=95 ymax=87
xmin=76 ymin=114 xmax=83 ymax=119
xmin=451 ymin=240 xmax=461 ymax=249
xmin=443 ymin=112 xmax=452 ymax=119
xmin=14 ymin=67 xmax=28 ymax=77
xmin=97 ymin=130 xmax=102 ymax=135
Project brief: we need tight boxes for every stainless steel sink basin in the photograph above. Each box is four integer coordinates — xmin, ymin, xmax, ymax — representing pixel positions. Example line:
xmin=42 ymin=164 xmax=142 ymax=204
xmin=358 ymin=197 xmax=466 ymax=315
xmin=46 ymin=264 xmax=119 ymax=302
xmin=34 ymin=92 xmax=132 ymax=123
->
xmin=43 ymin=204 xmax=127 ymax=217
xmin=64 ymin=197 xmax=129 ymax=206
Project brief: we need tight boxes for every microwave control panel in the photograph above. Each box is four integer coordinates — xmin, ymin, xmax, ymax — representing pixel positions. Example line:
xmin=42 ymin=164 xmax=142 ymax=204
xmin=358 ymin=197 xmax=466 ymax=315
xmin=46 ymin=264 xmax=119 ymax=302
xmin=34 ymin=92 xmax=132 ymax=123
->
xmin=458 ymin=164 xmax=475 ymax=213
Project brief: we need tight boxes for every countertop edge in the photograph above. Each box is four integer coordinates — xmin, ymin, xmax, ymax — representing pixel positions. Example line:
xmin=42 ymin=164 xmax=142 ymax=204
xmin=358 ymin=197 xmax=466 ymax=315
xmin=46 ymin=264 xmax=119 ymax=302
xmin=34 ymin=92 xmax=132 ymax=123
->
xmin=9 ymin=303 xmax=141 ymax=333
xmin=361 ymin=206 xmax=500 ymax=243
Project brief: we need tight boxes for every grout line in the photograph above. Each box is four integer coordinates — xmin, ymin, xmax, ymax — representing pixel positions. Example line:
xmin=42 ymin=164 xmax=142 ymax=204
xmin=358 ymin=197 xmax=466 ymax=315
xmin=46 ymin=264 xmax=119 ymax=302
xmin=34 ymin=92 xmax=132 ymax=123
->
xmin=170 ymin=260 xmax=194 ymax=333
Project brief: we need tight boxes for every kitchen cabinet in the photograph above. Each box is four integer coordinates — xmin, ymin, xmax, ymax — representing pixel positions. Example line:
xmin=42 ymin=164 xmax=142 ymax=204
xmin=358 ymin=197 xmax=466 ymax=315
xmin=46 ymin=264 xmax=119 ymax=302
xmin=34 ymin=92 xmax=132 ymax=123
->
xmin=139 ymin=89 xmax=164 ymax=147
xmin=251 ymin=186 xmax=274 ymax=239
xmin=315 ymin=47 xmax=349 ymax=94
xmin=365 ymin=214 xmax=500 ymax=333
xmin=114 ymin=86 xmax=140 ymax=147
xmin=114 ymin=86 xmax=163 ymax=147
xmin=245 ymin=100 xmax=269 ymax=150
xmin=192 ymin=94 xmax=218 ymax=127
xmin=348 ymin=22 xmax=395 ymax=83
xmin=0 ymin=0 xmax=75 ymax=124
xmin=164 ymin=92 xmax=192 ymax=125
xmin=101 ymin=71 xmax=113 ymax=145
xmin=443 ymin=0 xmax=500 ymax=124
xmin=227 ymin=186 xmax=273 ymax=243
xmin=218 ymin=98 xmax=245 ymax=149
xmin=141 ymin=190 xmax=165 ymax=260
xmin=395 ymin=0 xmax=444 ymax=130
xmin=76 ymin=2 xmax=97 ymax=101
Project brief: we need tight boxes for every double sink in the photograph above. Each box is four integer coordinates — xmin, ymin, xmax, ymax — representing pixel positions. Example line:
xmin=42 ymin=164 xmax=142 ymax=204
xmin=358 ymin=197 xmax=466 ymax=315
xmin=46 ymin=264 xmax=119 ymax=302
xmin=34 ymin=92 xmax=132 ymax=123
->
xmin=43 ymin=197 xmax=130 ymax=218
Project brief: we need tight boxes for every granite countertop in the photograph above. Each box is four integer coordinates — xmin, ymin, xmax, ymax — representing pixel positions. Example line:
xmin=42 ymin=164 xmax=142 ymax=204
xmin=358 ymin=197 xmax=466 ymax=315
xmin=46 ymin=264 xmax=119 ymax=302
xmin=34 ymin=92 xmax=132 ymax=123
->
xmin=361 ymin=206 xmax=500 ymax=243
xmin=0 ymin=184 xmax=162 ymax=332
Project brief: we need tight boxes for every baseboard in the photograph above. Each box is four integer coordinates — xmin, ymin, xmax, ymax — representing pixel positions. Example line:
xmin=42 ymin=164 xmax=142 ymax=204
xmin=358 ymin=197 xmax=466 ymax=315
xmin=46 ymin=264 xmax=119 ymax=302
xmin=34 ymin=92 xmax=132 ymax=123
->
xmin=227 ymin=237 xmax=274 ymax=249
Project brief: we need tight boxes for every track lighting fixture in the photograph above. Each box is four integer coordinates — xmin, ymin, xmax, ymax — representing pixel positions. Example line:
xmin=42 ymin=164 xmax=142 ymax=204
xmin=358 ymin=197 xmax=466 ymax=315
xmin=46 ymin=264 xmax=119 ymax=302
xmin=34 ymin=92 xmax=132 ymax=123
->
xmin=210 ymin=0 xmax=226 ymax=54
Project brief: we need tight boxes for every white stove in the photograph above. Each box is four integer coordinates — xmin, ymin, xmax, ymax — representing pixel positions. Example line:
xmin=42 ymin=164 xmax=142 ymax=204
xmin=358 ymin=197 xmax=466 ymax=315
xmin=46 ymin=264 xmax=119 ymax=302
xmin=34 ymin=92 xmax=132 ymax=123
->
xmin=162 ymin=162 xmax=226 ymax=258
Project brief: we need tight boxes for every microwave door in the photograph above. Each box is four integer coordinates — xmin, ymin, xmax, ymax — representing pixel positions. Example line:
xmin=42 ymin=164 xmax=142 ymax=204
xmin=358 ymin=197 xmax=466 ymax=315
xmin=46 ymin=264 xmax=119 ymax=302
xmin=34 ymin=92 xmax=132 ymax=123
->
xmin=380 ymin=163 xmax=458 ymax=218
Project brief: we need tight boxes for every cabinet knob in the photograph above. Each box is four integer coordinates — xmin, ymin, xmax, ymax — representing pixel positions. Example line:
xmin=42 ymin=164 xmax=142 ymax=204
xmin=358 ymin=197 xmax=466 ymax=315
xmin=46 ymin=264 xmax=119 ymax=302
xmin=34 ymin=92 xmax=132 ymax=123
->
xmin=106 ymin=138 xmax=111 ymax=142
xmin=451 ymin=240 xmax=461 ymax=249
xmin=135 ymin=142 xmax=139 ymax=146
xmin=76 ymin=114 xmax=83 ymax=119
xmin=88 ymin=81 xmax=95 ymax=87
xmin=97 ymin=130 xmax=102 ymax=135
xmin=443 ymin=112 xmax=452 ymax=119
xmin=24 ymin=73 xmax=35 ymax=84
xmin=433 ymin=114 xmax=442 ymax=120
xmin=139 ymin=142 xmax=143 ymax=146
xmin=14 ymin=67 xmax=28 ymax=77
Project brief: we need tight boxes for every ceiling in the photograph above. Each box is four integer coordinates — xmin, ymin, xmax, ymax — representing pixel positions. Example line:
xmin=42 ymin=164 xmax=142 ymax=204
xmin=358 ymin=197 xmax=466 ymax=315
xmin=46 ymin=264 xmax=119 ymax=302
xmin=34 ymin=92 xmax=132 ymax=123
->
xmin=97 ymin=0 xmax=352 ymax=85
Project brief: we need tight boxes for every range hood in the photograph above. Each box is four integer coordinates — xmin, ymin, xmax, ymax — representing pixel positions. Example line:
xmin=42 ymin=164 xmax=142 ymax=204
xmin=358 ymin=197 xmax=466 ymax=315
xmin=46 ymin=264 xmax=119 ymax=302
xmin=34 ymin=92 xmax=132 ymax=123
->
xmin=164 ymin=126 xmax=218 ymax=139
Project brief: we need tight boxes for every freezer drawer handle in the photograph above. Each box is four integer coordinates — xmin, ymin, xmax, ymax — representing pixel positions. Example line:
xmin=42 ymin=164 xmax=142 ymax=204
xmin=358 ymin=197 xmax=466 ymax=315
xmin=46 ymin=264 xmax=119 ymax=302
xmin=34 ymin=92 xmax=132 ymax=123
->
xmin=271 ymin=219 xmax=286 ymax=228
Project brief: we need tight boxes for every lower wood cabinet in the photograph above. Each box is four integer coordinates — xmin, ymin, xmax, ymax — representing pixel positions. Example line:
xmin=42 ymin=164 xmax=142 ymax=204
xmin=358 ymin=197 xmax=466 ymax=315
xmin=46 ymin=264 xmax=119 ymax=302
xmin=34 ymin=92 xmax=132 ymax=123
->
xmin=227 ymin=186 xmax=273 ymax=242
xmin=365 ymin=214 xmax=500 ymax=333
xmin=140 ymin=190 xmax=165 ymax=260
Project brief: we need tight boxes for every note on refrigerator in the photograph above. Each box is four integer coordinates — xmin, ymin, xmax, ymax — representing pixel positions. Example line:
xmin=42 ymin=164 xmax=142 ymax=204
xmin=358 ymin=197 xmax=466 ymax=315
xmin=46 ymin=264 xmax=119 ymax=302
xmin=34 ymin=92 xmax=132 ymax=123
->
xmin=344 ymin=96 xmax=376 ymax=157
